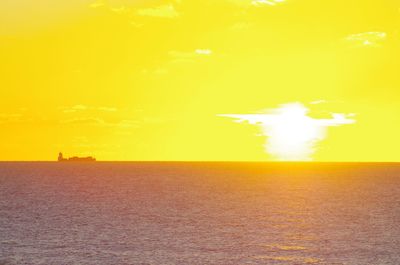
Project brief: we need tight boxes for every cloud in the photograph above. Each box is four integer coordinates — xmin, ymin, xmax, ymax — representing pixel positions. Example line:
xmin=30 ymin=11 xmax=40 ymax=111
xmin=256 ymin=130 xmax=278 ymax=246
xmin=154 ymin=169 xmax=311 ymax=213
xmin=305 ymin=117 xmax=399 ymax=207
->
xmin=168 ymin=49 xmax=212 ymax=58
xmin=0 ymin=113 xmax=23 ymax=118
xmin=229 ymin=0 xmax=286 ymax=7
xmin=61 ymin=105 xmax=118 ymax=113
xmin=154 ymin=68 xmax=169 ymax=75
xmin=310 ymin=99 xmax=327 ymax=105
xmin=231 ymin=22 xmax=253 ymax=31
xmin=97 ymin=107 xmax=118 ymax=112
xmin=110 ymin=6 xmax=130 ymax=14
xmin=62 ymin=105 xmax=88 ymax=113
xmin=137 ymin=4 xmax=179 ymax=18
xmin=251 ymin=0 xmax=286 ymax=6
xmin=143 ymin=49 xmax=213 ymax=75
xmin=89 ymin=1 xmax=105 ymax=9
xmin=345 ymin=31 xmax=387 ymax=47
xmin=62 ymin=117 xmax=106 ymax=126
xmin=117 ymin=119 xmax=141 ymax=128
xmin=218 ymin=102 xmax=355 ymax=161
xmin=195 ymin=49 xmax=213 ymax=55
xmin=61 ymin=116 xmax=144 ymax=129
xmin=168 ymin=49 xmax=213 ymax=63
xmin=89 ymin=1 xmax=131 ymax=15
xmin=130 ymin=21 xmax=144 ymax=28
xmin=0 ymin=113 xmax=24 ymax=124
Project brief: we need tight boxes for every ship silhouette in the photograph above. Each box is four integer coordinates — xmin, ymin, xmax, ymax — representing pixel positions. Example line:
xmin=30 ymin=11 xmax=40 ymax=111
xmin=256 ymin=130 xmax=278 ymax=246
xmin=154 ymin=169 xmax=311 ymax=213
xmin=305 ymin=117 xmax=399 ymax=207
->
xmin=58 ymin=152 xmax=96 ymax=162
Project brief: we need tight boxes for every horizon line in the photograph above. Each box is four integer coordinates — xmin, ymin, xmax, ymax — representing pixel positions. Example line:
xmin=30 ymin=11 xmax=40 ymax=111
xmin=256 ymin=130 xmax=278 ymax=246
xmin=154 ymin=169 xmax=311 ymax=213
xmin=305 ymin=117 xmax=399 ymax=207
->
xmin=1 ymin=160 xmax=400 ymax=163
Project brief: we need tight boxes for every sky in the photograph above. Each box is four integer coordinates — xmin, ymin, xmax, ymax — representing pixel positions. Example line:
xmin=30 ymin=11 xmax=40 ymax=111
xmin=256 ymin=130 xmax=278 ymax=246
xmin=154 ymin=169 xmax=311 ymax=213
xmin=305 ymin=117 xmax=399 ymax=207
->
xmin=1 ymin=0 xmax=400 ymax=161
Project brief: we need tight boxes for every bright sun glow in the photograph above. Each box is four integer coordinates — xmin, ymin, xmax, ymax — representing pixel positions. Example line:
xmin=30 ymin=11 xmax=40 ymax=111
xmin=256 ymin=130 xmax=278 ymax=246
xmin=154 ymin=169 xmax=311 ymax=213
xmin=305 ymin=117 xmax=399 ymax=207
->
xmin=219 ymin=103 xmax=355 ymax=161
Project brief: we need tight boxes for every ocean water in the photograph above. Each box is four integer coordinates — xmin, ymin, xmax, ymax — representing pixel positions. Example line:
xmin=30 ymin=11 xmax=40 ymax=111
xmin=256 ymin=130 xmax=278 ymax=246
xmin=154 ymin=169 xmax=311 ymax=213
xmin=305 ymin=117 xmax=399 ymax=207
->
xmin=1 ymin=162 xmax=400 ymax=265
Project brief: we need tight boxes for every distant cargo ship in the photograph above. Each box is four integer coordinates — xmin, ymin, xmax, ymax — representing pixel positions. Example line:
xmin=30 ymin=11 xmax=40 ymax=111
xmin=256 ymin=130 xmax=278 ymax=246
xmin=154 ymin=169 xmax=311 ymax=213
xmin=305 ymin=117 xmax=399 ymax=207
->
xmin=58 ymin=152 xmax=96 ymax=162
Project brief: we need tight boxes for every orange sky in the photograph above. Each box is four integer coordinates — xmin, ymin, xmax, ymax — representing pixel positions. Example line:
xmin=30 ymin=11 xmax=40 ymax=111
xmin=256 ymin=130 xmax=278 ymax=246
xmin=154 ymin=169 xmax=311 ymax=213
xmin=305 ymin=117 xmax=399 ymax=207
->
xmin=1 ymin=0 xmax=400 ymax=161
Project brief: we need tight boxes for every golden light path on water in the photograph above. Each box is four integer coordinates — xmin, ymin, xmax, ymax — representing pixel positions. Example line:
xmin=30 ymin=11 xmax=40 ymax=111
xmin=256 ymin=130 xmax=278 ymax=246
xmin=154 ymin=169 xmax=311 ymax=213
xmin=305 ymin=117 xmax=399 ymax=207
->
xmin=219 ymin=102 xmax=356 ymax=161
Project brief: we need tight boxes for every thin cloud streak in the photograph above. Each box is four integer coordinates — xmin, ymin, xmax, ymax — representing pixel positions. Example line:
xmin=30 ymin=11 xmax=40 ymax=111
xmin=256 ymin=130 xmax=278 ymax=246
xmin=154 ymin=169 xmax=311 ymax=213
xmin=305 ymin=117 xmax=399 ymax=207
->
xmin=345 ymin=31 xmax=387 ymax=47
xmin=61 ymin=105 xmax=118 ymax=113
xmin=137 ymin=4 xmax=179 ymax=18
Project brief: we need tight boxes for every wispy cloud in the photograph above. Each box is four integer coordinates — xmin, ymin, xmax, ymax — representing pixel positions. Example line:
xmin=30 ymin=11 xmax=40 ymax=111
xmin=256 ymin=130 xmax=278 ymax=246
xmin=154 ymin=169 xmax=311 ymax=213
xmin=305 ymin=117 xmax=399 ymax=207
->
xmin=137 ymin=4 xmax=179 ymax=18
xmin=142 ymin=67 xmax=169 ymax=76
xmin=62 ymin=117 xmax=106 ymax=126
xmin=345 ymin=31 xmax=387 ymax=47
xmin=231 ymin=22 xmax=253 ymax=31
xmin=195 ymin=49 xmax=213 ymax=55
xmin=97 ymin=107 xmax=118 ymax=112
xmin=62 ymin=105 xmax=88 ymax=113
xmin=117 ymin=119 xmax=141 ymax=128
xmin=0 ymin=113 xmax=23 ymax=118
xmin=251 ymin=0 xmax=286 ymax=6
xmin=130 ymin=21 xmax=144 ymax=28
xmin=89 ymin=1 xmax=105 ymax=9
xmin=61 ymin=117 xmax=141 ymax=129
xmin=218 ymin=102 xmax=355 ymax=161
xmin=169 ymin=49 xmax=213 ymax=64
xmin=110 ymin=6 xmax=130 ymax=14
xmin=0 ymin=113 xmax=24 ymax=124
xmin=310 ymin=99 xmax=327 ymax=105
xmin=61 ymin=105 xmax=118 ymax=113
xmin=141 ymin=48 xmax=214 ymax=76
xmin=229 ymin=0 xmax=286 ymax=7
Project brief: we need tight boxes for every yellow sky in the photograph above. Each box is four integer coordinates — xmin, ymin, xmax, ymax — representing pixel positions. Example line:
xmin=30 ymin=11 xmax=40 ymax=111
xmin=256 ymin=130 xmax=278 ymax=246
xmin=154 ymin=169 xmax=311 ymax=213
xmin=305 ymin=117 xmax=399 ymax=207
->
xmin=1 ymin=0 xmax=400 ymax=161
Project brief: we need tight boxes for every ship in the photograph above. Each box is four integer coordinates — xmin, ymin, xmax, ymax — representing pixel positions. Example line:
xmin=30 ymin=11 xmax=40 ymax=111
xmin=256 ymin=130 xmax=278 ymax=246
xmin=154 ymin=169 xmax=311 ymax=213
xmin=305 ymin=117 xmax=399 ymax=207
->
xmin=58 ymin=152 xmax=96 ymax=162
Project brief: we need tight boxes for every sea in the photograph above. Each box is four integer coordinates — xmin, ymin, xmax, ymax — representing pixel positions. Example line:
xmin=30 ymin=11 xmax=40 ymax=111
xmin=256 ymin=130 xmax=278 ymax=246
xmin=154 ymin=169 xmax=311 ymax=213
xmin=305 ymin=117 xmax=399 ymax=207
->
xmin=1 ymin=162 xmax=400 ymax=265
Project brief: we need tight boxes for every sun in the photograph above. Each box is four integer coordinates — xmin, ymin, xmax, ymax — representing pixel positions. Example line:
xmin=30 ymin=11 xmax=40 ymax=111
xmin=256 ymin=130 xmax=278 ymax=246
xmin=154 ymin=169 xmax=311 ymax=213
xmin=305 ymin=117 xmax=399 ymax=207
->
xmin=219 ymin=102 xmax=355 ymax=161
xmin=261 ymin=103 xmax=323 ymax=161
